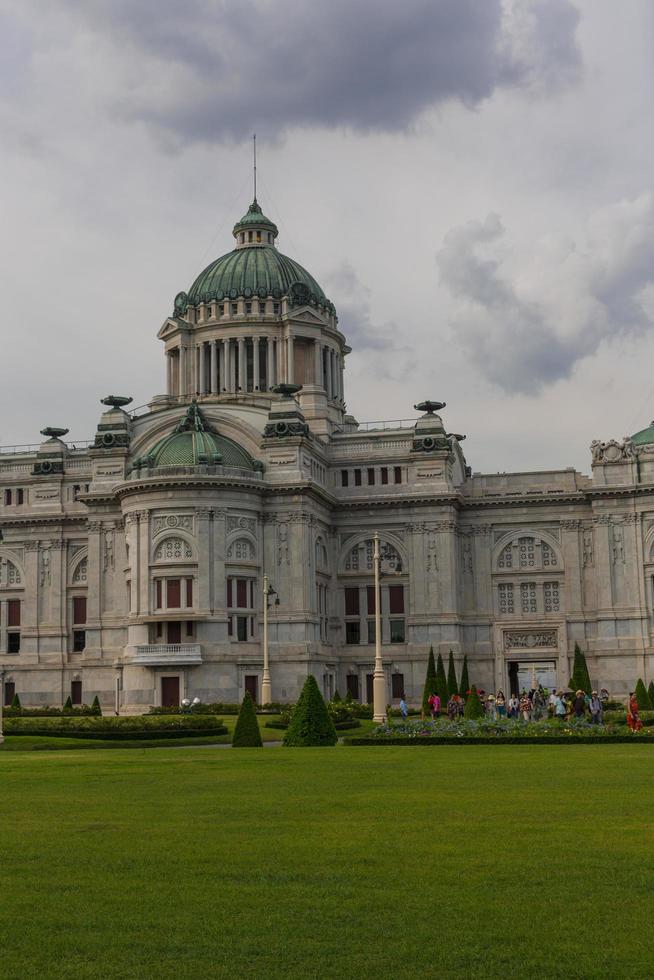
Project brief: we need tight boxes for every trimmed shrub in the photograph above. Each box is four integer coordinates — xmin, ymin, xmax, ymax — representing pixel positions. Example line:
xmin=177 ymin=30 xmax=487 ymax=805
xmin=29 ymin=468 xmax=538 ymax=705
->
xmin=11 ymin=693 xmax=21 ymax=709
xmin=464 ymin=685 xmax=485 ymax=719
xmin=447 ymin=650 xmax=458 ymax=698
xmin=332 ymin=690 xmax=342 ymax=703
xmin=5 ymin=714 xmax=227 ymax=739
xmin=232 ymin=692 xmax=262 ymax=747
xmin=635 ymin=678 xmax=652 ymax=711
xmin=283 ymin=675 xmax=337 ymax=747
xmin=459 ymin=655 xmax=470 ymax=697
xmin=91 ymin=696 xmax=102 ymax=716
xmin=435 ymin=653 xmax=449 ymax=706
xmin=63 ymin=696 xmax=73 ymax=711
xmin=422 ymin=647 xmax=437 ymax=714
xmin=569 ymin=643 xmax=592 ymax=694
xmin=649 ymin=683 xmax=654 ymax=709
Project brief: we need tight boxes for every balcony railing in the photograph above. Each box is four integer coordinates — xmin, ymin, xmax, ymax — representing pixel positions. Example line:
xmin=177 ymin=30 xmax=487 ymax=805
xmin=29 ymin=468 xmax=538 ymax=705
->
xmin=131 ymin=643 xmax=202 ymax=666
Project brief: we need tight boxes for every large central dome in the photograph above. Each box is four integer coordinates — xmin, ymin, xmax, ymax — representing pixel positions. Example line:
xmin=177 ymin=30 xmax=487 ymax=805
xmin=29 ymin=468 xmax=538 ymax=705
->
xmin=176 ymin=199 xmax=333 ymax=314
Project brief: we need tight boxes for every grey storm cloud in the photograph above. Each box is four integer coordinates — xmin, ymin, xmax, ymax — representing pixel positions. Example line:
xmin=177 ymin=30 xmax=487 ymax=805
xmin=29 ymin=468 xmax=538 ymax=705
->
xmin=325 ymin=262 xmax=393 ymax=352
xmin=436 ymin=198 xmax=654 ymax=394
xmin=52 ymin=0 xmax=582 ymax=142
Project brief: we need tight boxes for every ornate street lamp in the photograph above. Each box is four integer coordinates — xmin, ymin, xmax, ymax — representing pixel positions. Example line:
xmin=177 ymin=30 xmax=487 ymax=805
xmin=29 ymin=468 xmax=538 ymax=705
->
xmin=372 ymin=532 xmax=403 ymax=723
xmin=261 ymin=575 xmax=279 ymax=705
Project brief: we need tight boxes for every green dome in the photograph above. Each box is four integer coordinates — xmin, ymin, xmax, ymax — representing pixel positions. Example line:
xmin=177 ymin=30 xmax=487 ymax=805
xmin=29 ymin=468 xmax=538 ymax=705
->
xmin=232 ymin=199 xmax=278 ymax=238
xmin=135 ymin=404 xmax=258 ymax=471
xmin=632 ymin=421 xmax=654 ymax=446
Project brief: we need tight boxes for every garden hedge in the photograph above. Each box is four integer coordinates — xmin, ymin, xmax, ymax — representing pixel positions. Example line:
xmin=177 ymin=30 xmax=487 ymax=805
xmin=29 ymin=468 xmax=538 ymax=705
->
xmin=5 ymin=714 xmax=227 ymax=739
xmin=343 ymin=735 xmax=654 ymax=746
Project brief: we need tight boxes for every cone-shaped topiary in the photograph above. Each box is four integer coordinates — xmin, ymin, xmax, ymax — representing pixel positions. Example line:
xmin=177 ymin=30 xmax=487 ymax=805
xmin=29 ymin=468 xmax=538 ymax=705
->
xmin=464 ymin=685 xmax=485 ymax=719
xmin=422 ymin=646 xmax=437 ymax=714
xmin=459 ymin=655 xmax=470 ymax=697
xmin=435 ymin=653 xmax=449 ymax=705
xmin=232 ymin=691 xmax=263 ymax=747
xmin=91 ymin=695 xmax=102 ymax=716
xmin=332 ymin=689 xmax=342 ymax=703
xmin=283 ymin=675 xmax=337 ymax=746
xmin=63 ymin=696 xmax=73 ymax=711
xmin=447 ymin=650 xmax=459 ymax=698
xmin=569 ymin=643 xmax=592 ymax=693
xmin=11 ymin=693 xmax=21 ymax=709
xmin=634 ymin=678 xmax=652 ymax=711
xmin=648 ymin=682 xmax=654 ymax=709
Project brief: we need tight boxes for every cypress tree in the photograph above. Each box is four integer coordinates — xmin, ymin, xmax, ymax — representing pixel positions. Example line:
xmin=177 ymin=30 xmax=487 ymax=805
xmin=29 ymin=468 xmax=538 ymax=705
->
xmin=283 ymin=675 xmax=337 ymax=747
xmin=634 ymin=678 xmax=652 ymax=711
xmin=91 ymin=695 xmax=102 ymax=716
xmin=63 ymin=696 xmax=73 ymax=711
xmin=464 ymin=685 xmax=485 ymax=719
xmin=569 ymin=643 xmax=592 ymax=693
xmin=648 ymin=682 xmax=654 ymax=709
xmin=447 ymin=650 xmax=459 ymax=698
xmin=422 ymin=646 xmax=437 ymax=714
xmin=459 ymin=655 xmax=470 ymax=696
xmin=11 ymin=693 xmax=21 ymax=709
xmin=435 ymin=653 xmax=449 ymax=705
xmin=232 ymin=691 xmax=263 ymax=747
xmin=332 ymin=689 xmax=342 ymax=703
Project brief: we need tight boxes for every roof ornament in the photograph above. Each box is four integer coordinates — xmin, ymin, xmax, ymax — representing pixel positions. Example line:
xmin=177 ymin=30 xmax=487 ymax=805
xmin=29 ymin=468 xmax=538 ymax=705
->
xmin=101 ymin=395 xmax=133 ymax=410
xmin=414 ymin=400 xmax=446 ymax=415
xmin=40 ymin=427 xmax=69 ymax=440
xmin=174 ymin=400 xmax=209 ymax=434
xmin=253 ymin=132 xmax=257 ymax=204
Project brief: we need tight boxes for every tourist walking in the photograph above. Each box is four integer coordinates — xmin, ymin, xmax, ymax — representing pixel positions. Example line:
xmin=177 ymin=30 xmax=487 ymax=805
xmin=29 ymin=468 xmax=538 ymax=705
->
xmin=519 ymin=693 xmax=532 ymax=722
xmin=428 ymin=692 xmax=441 ymax=719
xmin=447 ymin=695 xmax=457 ymax=721
xmin=573 ymin=690 xmax=586 ymax=719
xmin=486 ymin=694 xmax=496 ymax=719
xmin=627 ymin=692 xmax=643 ymax=732
xmin=495 ymin=691 xmax=506 ymax=718
xmin=508 ymin=694 xmax=519 ymax=719
xmin=532 ymin=689 xmax=545 ymax=721
xmin=589 ymin=691 xmax=603 ymax=725
xmin=456 ymin=695 xmax=465 ymax=719
xmin=548 ymin=690 xmax=557 ymax=719
xmin=399 ymin=697 xmax=409 ymax=721
xmin=554 ymin=691 xmax=567 ymax=721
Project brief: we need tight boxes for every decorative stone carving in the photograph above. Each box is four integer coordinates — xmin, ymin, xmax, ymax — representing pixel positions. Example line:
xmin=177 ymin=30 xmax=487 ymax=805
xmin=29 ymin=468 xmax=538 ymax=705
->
xmin=226 ymin=516 xmax=256 ymax=535
xmin=93 ymin=431 xmax=130 ymax=450
xmin=72 ymin=557 xmax=88 ymax=584
xmin=153 ymin=537 xmax=193 ymax=562
xmin=103 ymin=528 xmax=114 ymax=570
xmin=227 ymin=538 xmax=256 ymax=561
xmin=32 ymin=460 xmax=64 ymax=476
xmin=0 ymin=559 xmax=22 ymax=587
xmin=277 ymin=522 xmax=289 ymax=565
xmin=426 ymin=532 xmax=438 ymax=573
xmin=611 ymin=524 xmax=625 ymax=565
xmin=40 ymin=546 xmax=51 ymax=587
xmin=503 ymin=630 xmax=558 ymax=650
xmin=560 ymin=520 xmax=581 ymax=529
xmin=152 ymin=514 xmax=193 ymax=534
xmin=590 ymin=438 xmax=637 ymax=464
xmin=461 ymin=538 xmax=473 ymax=573
xmin=582 ymin=528 xmax=594 ymax=567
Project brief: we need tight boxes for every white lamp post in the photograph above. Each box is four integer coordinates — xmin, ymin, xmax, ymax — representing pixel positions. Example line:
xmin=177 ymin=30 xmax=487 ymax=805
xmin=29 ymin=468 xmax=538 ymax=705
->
xmin=372 ymin=533 xmax=386 ymax=723
xmin=261 ymin=575 xmax=279 ymax=705
xmin=0 ymin=668 xmax=4 ymax=745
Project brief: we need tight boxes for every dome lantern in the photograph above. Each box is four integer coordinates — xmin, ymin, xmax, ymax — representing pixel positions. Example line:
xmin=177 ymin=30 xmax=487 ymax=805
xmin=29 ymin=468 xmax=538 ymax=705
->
xmin=233 ymin=199 xmax=279 ymax=249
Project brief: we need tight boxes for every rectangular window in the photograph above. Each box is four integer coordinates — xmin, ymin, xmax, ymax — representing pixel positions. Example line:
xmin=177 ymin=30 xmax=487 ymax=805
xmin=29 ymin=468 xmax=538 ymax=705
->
xmin=341 ymin=470 xmax=349 ymax=487
xmin=7 ymin=599 xmax=21 ymax=627
xmin=236 ymin=616 xmax=248 ymax=641
xmin=498 ymin=583 xmax=514 ymax=614
xmin=3 ymin=489 xmax=11 ymax=505
xmin=186 ymin=620 xmax=194 ymax=637
xmin=156 ymin=621 xmax=163 ymax=639
xmin=367 ymin=468 xmax=375 ymax=485
xmin=73 ymin=596 xmax=87 ymax=625
xmin=394 ymin=466 xmax=402 ymax=484
xmin=249 ymin=580 xmax=254 ymax=608
xmin=245 ymin=302 xmax=252 ymax=314
xmin=346 ymin=674 xmax=359 ymax=700
xmin=390 ymin=619 xmax=405 ymax=643
xmin=389 ymin=585 xmax=404 ymax=614
xmin=544 ymin=581 xmax=560 ymax=613
xmin=186 ymin=578 xmax=193 ymax=607
xmin=366 ymin=585 xmax=376 ymax=615
xmin=73 ymin=630 xmax=86 ymax=652
xmin=391 ymin=673 xmax=404 ymax=698
xmin=273 ymin=303 xmax=280 ymax=314
xmin=231 ymin=303 xmax=238 ymax=315
xmin=354 ymin=469 xmax=362 ymax=487
xmin=381 ymin=467 xmax=389 ymax=485
xmin=236 ymin=579 xmax=248 ymax=608
xmin=7 ymin=633 xmax=20 ymax=654
xmin=226 ymin=578 xmax=233 ymax=607
xmin=520 ymin=582 xmax=537 ymax=614
xmin=155 ymin=579 xmax=163 ymax=609
xmin=367 ymin=619 xmax=376 ymax=644
xmin=344 ymin=587 xmax=360 ymax=616
xmin=166 ymin=579 xmax=181 ymax=608
xmin=16 ymin=489 xmax=24 ymax=505
xmin=345 ymin=621 xmax=360 ymax=645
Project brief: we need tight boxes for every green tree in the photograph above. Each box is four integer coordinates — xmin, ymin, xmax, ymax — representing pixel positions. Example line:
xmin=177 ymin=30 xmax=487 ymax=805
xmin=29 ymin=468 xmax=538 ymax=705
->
xmin=91 ymin=695 xmax=102 ymax=716
xmin=422 ymin=646 xmax=437 ymax=714
xmin=447 ymin=650 xmax=459 ymax=698
xmin=435 ymin=653 xmax=449 ymax=705
xmin=63 ymin=696 xmax=73 ymax=711
xmin=10 ymin=693 xmax=21 ymax=710
xmin=648 ymin=682 xmax=654 ymax=709
xmin=283 ymin=675 xmax=337 ymax=747
xmin=464 ymin=685 xmax=485 ymax=719
xmin=332 ymin=689 xmax=342 ymax=703
xmin=569 ymin=643 xmax=592 ymax=693
xmin=232 ymin=691 xmax=263 ymax=747
xmin=459 ymin=655 xmax=470 ymax=696
xmin=634 ymin=678 xmax=652 ymax=711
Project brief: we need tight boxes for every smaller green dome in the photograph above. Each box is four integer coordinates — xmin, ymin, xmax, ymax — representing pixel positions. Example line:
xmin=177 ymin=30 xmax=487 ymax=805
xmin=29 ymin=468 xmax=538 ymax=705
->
xmin=233 ymin=199 xmax=278 ymax=239
xmin=632 ymin=421 xmax=654 ymax=446
xmin=135 ymin=403 xmax=258 ymax=470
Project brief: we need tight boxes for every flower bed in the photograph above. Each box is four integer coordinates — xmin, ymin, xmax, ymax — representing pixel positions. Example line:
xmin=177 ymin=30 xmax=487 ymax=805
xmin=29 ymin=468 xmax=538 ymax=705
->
xmin=4 ymin=714 xmax=227 ymax=740
xmin=343 ymin=717 xmax=654 ymax=745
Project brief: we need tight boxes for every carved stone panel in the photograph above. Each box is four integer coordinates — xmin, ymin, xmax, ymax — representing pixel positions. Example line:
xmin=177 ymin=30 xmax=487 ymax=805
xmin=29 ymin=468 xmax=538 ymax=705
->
xmin=503 ymin=629 xmax=558 ymax=651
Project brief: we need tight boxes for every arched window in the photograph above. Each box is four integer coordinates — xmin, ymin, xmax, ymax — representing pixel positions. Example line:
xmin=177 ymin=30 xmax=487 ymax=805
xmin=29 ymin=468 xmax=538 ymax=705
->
xmin=498 ymin=544 xmax=513 ymax=569
xmin=0 ymin=559 xmax=22 ymax=588
xmin=541 ymin=542 xmax=557 ymax=567
xmin=72 ymin=557 xmax=87 ymax=584
xmin=226 ymin=538 xmax=255 ymax=561
xmin=153 ymin=537 xmax=193 ymax=562
xmin=344 ymin=539 xmax=401 ymax=572
xmin=518 ymin=537 xmax=535 ymax=568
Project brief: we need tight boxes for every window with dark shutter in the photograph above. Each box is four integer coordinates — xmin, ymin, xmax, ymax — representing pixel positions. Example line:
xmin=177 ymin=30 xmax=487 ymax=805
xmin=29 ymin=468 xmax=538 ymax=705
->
xmin=7 ymin=599 xmax=21 ymax=627
xmin=344 ymin=587 xmax=360 ymax=616
xmin=166 ymin=579 xmax=181 ymax=608
xmin=389 ymin=585 xmax=404 ymax=614
xmin=73 ymin=596 xmax=87 ymax=625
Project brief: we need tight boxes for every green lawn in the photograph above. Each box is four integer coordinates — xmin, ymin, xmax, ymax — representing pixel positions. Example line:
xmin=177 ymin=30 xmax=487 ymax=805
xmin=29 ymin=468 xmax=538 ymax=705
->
xmin=0 ymin=745 xmax=651 ymax=979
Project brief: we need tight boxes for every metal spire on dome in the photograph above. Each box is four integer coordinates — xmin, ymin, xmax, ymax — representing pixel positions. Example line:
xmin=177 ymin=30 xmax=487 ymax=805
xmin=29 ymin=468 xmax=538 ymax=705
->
xmin=253 ymin=132 xmax=257 ymax=203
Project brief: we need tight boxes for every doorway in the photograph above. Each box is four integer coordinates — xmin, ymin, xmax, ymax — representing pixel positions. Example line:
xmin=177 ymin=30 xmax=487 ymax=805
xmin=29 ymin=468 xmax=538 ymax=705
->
xmin=244 ymin=674 xmax=258 ymax=704
xmin=366 ymin=673 xmax=374 ymax=705
xmin=510 ymin=661 xmax=557 ymax=694
xmin=161 ymin=676 xmax=180 ymax=707
xmin=167 ymin=622 xmax=182 ymax=644
xmin=4 ymin=681 xmax=15 ymax=706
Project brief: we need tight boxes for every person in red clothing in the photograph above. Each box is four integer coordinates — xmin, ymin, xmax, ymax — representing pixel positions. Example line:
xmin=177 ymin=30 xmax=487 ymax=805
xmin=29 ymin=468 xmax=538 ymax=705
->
xmin=428 ymin=692 xmax=441 ymax=719
xmin=627 ymin=692 xmax=643 ymax=732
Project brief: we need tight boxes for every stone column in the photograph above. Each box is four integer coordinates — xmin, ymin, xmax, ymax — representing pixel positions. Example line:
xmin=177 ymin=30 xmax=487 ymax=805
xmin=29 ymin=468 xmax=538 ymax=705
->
xmin=86 ymin=522 xmax=102 ymax=627
xmin=314 ymin=339 xmax=322 ymax=387
xmin=196 ymin=508 xmax=211 ymax=612
xmin=267 ymin=337 xmax=275 ymax=391
xmin=277 ymin=336 xmax=285 ymax=383
xmin=210 ymin=340 xmax=218 ymax=394
xmin=325 ymin=347 xmax=332 ymax=400
xmin=179 ymin=346 xmax=186 ymax=397
xmin=219 ymin=339 xmax=225 ymax=392
xmin=287 ymin=333 xmax=294 ymax=383
xmin=138 ymin=510 xmax=150 ymax=617
xmin=166 ymin=353 xmax=172 ymax=395
xmin=253 ymin=336 xmax=260 ymax=391
xmin=238 ymin=338 xmax=246 ymax=392
xmin=222 ymin=339 xmax=230 ymax=392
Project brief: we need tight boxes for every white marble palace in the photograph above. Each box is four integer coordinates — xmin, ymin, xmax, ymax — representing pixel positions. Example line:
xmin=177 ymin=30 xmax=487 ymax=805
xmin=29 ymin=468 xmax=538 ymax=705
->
xmin=2 ymin=197 xmax=654 ymax=711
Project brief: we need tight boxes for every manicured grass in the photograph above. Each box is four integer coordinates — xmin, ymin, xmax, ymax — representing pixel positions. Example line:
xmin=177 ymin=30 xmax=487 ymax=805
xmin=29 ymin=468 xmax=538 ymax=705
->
xmin=0 ymin=746 xmax=651 ymax=979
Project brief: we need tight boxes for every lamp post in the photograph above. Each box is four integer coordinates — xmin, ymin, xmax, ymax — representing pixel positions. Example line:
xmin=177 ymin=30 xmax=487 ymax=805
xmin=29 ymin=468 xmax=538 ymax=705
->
xmin=372 ymin=533 xmax=386 ymax=723
xmin=0 ymin=668 xmax=4 ymax=746
xmin=262 ymin=575 xmax=279 ymax=705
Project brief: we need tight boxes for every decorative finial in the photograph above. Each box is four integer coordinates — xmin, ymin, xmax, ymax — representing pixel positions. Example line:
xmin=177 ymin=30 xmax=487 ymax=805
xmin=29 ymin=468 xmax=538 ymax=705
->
xmin=271 ymin=384 xmax=303 ymax=400
xmin=447 ymin=432 xmax=466 ymax=442
xmin=40 ymin=427 xmax=69 ymax=440
xmin=253 ymin=133 xmax=257 ymax=203
xmin=101 ymin=395 xmax=133 ymax=410
xmin=414 ymin=400 xmax=446 ymax=415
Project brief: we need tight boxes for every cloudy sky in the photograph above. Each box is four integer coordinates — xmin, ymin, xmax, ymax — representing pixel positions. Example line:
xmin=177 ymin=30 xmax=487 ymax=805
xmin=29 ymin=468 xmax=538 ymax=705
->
xmin=0 ymin=0 xmax=652 ymax=474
